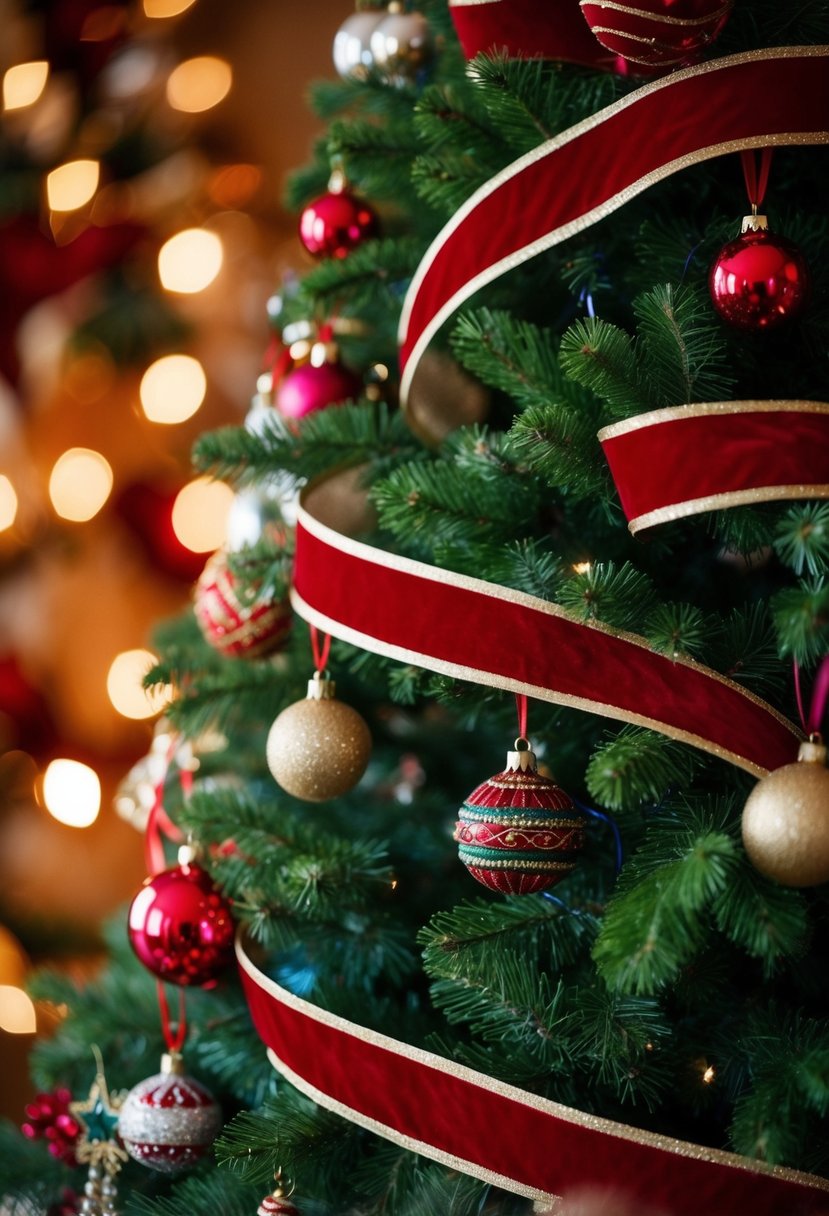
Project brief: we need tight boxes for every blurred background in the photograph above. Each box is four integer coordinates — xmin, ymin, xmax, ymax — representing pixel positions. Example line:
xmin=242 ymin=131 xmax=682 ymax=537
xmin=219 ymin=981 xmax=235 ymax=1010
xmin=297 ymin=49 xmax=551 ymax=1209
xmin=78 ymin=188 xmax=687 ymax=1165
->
xmin=0 ymin=0 xmax=344 ymax=1116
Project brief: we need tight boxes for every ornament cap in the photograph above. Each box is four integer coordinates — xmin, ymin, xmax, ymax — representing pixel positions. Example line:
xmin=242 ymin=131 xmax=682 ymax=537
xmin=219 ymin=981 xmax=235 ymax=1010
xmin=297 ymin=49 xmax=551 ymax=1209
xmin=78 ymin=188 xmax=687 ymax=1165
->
xmin=307 ymin=672 xmax=336 ymax=701
xmin=798 ymin=735 xmax=827 ymax=766
xmin=740 ymin=212 xmax=769 ymax=233
xmin=505 ymin=737 xmax=538 ymax=772
xmin=327 ymin=167 xmax=347 ymax=194
xmin=160 ymin=1051 xmax=185 ymax=1076
xmin=177 ymin=840 xmax=199 ymax=867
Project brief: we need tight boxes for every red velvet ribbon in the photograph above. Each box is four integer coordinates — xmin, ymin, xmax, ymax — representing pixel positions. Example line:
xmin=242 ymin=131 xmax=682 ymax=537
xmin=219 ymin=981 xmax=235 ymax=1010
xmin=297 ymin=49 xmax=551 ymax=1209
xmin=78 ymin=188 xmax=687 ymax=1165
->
xmin=598 ymin=402 xmax=829 ymax=533
xmin=398 ymin=48 xmax=829 ymax=404
xmin=291 ymin=499 xmax=800 ymax=777
xmin=237 ymin=933 xmax=829 ymax=1215
xmin=448 ymin=0 xmax=617 ymax=67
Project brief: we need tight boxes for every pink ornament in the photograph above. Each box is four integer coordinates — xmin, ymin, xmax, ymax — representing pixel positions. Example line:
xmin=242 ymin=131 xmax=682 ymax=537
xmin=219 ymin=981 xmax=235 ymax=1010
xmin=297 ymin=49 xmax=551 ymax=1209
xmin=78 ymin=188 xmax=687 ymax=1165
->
xmin=709 ymin=221 xmax=809 ymax=331
xmin=118 ymin=1053 xmax=222 ymax=1174
xmin=127 ymin=860 xmax=234 ymax=987
xmin=299 ymin=189 xmax=378 ymax=259
xmin=276 ymin=359 xmax=362 ymax=420
xmin=580 ymin=0 xmax=732 ymax=67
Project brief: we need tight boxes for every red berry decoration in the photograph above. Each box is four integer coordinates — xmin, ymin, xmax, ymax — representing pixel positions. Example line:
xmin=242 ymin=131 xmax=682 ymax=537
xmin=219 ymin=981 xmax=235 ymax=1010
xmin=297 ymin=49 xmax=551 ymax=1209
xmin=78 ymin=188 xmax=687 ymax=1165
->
xmin=194 ymin=549 xmax=292 ymax=660
xmin=454 ymin=738 xmax=586 ymax=895
xmin=117 ymin=1051 xmax=222 ymax=1174
xmin=22 ymin=1088 xmax=81 ymax=1165
xmin=276 ymin=348 xmax=363 ymax=421
xmin=580 ymin=0 xmax=732 ymax=67
xmin=709 ymin=215 xmax=810 ymax=331
xmin=299 ymin=176 xmax=378 ymax=260
xmin=127 ymin=845 xmax=235 ymax=987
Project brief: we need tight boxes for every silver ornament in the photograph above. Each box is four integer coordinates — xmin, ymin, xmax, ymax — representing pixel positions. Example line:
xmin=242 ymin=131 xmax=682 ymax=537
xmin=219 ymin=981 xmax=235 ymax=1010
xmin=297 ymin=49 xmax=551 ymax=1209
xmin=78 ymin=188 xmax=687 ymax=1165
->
xmin=333 ymin=9 xmax=386 ymax=80
xmin=369 ymin=8 xmax=434 ymax=86
xmin=118 ymin=1052 xmax=222 ymax=1174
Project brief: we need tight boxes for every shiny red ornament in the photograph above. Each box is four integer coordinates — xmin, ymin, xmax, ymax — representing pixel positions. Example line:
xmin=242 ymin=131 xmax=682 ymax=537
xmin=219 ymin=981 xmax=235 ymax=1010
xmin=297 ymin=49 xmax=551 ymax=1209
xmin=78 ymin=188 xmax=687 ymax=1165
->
xmin=118 ymin=1051 xmax=222 ymax=1173
xmin=580 ymin=0 xmax=732 ymax=67
xmin=709 ymin=219 xmax=810 ymax=331
xmin=127 ymin=854 xmax=234 ymax=987
xmin=454 ymin=739 xmax=586 ymax=895
xmin=276 ymin=356 xmax=363 ymax=421
xmin=21 ymin=1088 xmax=81 ymax=1165
xmin=194 ymin=549 xmax=292 ymax=660
xmin=299 ymin=188 xmax=378 ymax=259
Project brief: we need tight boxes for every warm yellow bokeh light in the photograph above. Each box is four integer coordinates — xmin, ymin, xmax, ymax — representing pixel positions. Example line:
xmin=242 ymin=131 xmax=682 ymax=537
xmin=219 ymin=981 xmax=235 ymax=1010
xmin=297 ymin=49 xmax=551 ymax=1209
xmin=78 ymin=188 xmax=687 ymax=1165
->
xmin=144 ymin=0 xmax=197 ymax=16
xmin=3 ymin=61 xmax=49 ymax=111
xmin=42 ymin=759 xmax=101 ymax=828
xmin=0 ymin=987 xmax=36 ymax=1035
xmin=172 ymin=477 xmax=234 ymax=552
xmin=166 ymin=56 xmax=232 ymax=113
xmin=46 ymin=159 xmax=100 ymax=212
xmin=107 ymin=649 xmax=171 ymax=720
xmin=158 ymin=228 xmax=223 ymax=294
xmin=0 ymin=476 xmax=18 ymax=531
xmin=49 ymin=448 xmax=113 ymax=522
xmin=140 ymin=354 xmax=207 ymax=423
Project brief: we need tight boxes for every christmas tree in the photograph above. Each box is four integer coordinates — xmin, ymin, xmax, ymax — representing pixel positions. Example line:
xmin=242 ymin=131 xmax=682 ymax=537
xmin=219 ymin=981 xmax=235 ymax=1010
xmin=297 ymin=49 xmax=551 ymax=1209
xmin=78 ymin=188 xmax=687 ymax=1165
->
xmin=5 ymin=2 xmax=829 ymax=1214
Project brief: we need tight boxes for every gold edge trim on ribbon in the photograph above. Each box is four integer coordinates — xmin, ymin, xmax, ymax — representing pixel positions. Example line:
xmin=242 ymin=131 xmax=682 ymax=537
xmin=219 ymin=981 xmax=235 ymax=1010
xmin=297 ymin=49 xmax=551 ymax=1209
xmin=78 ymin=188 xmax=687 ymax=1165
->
xmin=629 ymin=486 xmax=829 ymax=534
xmin=397 ymin=46 xmax=829 ymax=350
xmin=579 ymin=0 xmax=732 ymax=26
xmin=448 ymin=0 xmax=503 ymax=6
xmin=263 ymin=1048 xmax=553 ymax=1204
xmin=398 ymin=128 xmax=828 ymax=405
xmin=295 ymin=497 xmax=800 ymax=745
xmin=598 ymin=399 xmax=829 ymax=441
xmin=235 ymin=932 xmax=829 ymax=1195
xmin=290 ymin=587 xmax=768 ymax=777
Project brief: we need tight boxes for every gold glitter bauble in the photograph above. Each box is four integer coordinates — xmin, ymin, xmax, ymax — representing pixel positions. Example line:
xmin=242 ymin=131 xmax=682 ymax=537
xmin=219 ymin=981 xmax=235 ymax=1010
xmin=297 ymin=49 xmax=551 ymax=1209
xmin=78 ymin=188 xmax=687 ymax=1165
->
xmin=741 ymin=738 xmax=829 ymax=887
xmin=266 ymin=674 xmax=371 ymax=802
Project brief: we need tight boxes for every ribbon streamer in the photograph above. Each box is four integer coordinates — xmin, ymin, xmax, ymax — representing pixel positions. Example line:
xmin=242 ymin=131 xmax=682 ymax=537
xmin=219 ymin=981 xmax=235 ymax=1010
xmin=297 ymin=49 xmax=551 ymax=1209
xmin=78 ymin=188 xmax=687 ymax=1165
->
xmin=398 ymin=48 xmax=829 ymax=405
xmin=598 ymin=401 xmax=829 ymax=533
xmin=237 ymin=932 xmax=829 ymax=1215
xmin=291 ymin=491 xmax=800 ymax=777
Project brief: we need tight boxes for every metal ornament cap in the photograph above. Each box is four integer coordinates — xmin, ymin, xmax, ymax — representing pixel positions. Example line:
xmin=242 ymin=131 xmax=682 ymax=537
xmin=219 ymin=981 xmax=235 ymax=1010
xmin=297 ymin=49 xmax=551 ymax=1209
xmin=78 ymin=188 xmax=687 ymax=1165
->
xmin=741 ymin=739 xmax=829 ymax=887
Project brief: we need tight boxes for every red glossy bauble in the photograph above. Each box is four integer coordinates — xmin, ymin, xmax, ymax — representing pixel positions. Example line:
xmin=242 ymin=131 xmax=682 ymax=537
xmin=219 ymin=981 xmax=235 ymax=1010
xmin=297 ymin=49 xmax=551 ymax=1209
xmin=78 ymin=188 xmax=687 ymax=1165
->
xmin=118 ymin=1053 xmax=222 ymax=1173
xmin=454 ymin=740 xmax=586 ymax=895
xmin=299 ymin=189 xmax=379 ymax=259
xmin=194 ymin=550 xmax=292 ymax=660
xmin=580 ymin=0 xmax=732 ymax=67
xmin=276 ymin=359 xmax=363 ymax=420
xmin=127 ymin=860 xmax=234 ymax=987
xmin=709 ymin=223 xmax=810 ymax=331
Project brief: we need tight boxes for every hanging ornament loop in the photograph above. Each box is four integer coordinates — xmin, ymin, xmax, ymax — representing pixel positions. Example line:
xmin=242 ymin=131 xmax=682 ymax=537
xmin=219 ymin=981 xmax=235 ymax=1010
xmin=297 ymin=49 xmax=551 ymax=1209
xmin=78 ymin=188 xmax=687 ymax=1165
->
xmin=156 ymin=981 xmax=188 ymax=1055
xmin=793 ymin=654 xmax=829 ymax=737
xmin=310 ymin=624 xmax=332 ymax=675
xmin=740 ymin=147 xmax=773 ymax=215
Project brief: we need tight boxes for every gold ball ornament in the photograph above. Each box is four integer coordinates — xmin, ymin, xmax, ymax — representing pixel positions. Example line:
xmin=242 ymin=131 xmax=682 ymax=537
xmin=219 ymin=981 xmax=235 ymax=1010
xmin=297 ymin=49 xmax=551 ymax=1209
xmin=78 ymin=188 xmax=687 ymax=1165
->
xmin=266 ymin=673 xmax=371 ymax=802
xmin=741 ymin=737 xmax=829 ymax=887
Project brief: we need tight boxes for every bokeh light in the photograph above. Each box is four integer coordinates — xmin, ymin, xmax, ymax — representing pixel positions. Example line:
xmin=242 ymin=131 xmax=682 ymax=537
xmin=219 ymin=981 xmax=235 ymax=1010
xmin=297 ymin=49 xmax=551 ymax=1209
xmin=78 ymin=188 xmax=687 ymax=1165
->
xmin=107 ymin=649 xmax=171 ymax=719
xmin=0 ymin=476 xmax=18 ymax=531
xmin=144 ymin=0 xmax=197 ymax=16
xmin=42 ymin=759 xmax=101 ymax=828
xmin=140 ymin=354 xmax=207 ymax=423
xmin=48 ymin=449 xmax=113 ymax=522
xmin=46 ymin=159 xmax=100 ymax=212
xmin=3 ymin=61 xmax=49 ymax=111
xmin=171 ymin=477 xmax=234 ymax=552
xmin=158 ymin=228 xmax=223 ymax=293
xmin=166 ymin=56 xmax=232 ymax=113
xmin=0 ymin=987 xmax=36 ymax=1035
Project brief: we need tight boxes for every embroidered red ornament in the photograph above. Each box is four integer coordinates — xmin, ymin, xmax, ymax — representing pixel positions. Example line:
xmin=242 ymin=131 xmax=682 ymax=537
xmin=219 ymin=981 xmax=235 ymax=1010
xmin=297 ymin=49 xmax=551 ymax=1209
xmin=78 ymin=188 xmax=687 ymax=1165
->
xmin=118 ymin=1050 xmax=222 ymax=1174
xmin=455 ymin=737 xmax=586 ymax=894
xmin=195 ymin=549 xmax=292 ymax=660
xmin=580 ymin=0 xmax=732 ymax=67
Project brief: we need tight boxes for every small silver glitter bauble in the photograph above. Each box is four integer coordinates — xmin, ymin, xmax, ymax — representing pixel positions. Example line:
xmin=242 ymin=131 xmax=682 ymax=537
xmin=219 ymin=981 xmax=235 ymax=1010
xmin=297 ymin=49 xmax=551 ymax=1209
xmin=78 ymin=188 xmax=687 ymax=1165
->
xmin=118 ymin=1052 xmax=222 ymax=1173
xmin=333 ymin=9 xmax=386 ymax=80
xmin=742 ymin=737 xmax=829 ymax=887
xmin=266 ymin=673 xmax=371 ymax=802
xmin=369 ymin=8 xmax=434 ymax=85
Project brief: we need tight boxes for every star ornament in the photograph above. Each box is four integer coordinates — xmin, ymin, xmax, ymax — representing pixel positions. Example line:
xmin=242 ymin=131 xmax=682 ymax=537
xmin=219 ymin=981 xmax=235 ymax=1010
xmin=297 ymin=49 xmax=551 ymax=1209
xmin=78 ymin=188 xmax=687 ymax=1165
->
xmin=69 ymin=1058 xmax=128 ymax=1172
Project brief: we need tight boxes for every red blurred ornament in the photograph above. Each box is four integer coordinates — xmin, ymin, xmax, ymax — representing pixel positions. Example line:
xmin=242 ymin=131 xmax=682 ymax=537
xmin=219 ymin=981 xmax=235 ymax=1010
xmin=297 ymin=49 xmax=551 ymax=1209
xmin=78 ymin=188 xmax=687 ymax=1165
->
xmin=299 ymin=172 xmax=378 ymax=260
xmin=113 ymin=481 xmax=207 ymax=583
xmin=21 ymin=1088 xmax=81 ymax=1166
xmin=580 ymin=0 xmax=731 ymax=67
xmin=127 ymin=845 xmax=234 ymax=987
xmin=258 ymin=1178 xmax=301 ymax=1216
xmin=117 ymin=1050 xmax=222 ymax=1174
xmin=276 ymin=346 xmax=363 ymax=421
xmin=194 ymin=549 xmax=292 ymax=660
xmin=709 ymin=215 xmax=810 ymax=331
xmin=454 ymin=738 xmax=586 ymax=895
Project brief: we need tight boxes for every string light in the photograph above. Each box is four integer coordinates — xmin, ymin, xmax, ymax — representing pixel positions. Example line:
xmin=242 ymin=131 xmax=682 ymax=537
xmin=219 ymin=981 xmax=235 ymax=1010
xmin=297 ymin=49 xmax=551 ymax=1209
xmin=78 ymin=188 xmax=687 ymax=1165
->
xmin=46 ymin=159 xmax=100 ymax=212
xmin=166 ymin=56 xmax=232 ymax=113
xmin=140 ymin=354 xmax=207 ymax=423
xmin=572 ymin=561 xmax=592 ymax=575
xmin=0 ymin=476 xmax=18 ymax=531
xmin=41 ymin=759 xmax=101 ymax=828
xmin=158 ymin=228 xmax=223 ymax=293
xmin=171 ymin=477 xmax=234 ymax=552
xmin=702 ymin=1065 xmax=716 ymax=1084
xmin=48 ymin=448 xmax=113 ymax=522
xmin=3 ymin=61 xmax=49 ymax=111
xmin=144 ymin=0 xmax=197 ymax=16
xmin=106 ymin=649 xmax=171 ymax=720
xmin=0 ymin=987 xmax=36 ymax=1035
